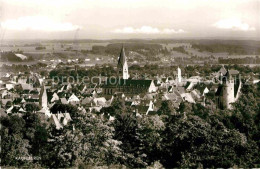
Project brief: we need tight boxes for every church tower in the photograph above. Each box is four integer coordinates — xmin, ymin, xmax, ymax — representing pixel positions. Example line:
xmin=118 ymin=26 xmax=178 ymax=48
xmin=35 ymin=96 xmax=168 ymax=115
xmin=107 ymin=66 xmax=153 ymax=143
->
xmin=177 ymin=67 xmax=182 ymax=83
xmin=39 ymin=85 xmax=48 ymax=108
xmin=221 ymin=70 xmax=235 ymax=109
xmin=117 ymin=46 xmax=129 ymax=79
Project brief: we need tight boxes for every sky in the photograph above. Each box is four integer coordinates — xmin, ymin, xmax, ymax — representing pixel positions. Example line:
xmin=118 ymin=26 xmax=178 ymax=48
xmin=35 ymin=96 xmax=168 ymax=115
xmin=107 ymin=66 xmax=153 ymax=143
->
xmin=0 ymin=0 xmax=259 ymax=40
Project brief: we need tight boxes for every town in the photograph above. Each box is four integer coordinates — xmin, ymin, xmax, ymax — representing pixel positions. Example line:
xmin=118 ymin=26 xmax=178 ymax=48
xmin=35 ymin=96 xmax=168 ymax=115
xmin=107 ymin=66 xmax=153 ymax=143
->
xmin=1 ymin=45 xmax=257 ymax=127
xmin=1 ymin=0 xmax=260 ymax=167
xmin=1 ymin=43 xmax=260 ymax=168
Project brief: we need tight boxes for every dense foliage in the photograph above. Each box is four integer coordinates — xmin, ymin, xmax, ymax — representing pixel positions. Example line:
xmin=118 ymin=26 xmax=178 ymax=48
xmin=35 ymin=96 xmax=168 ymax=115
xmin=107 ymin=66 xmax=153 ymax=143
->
xmin=90 ymin=43 xmax=162 ymax=56
xmin=192 ymin=41 xmax=260 ymax=55
xmin=0 ymin=52 xmax=34 ymax=62
xmin=1 ymin=81 xmax=260 ymax=168
xmin=219 ymin=56 xmax=260 ymax=64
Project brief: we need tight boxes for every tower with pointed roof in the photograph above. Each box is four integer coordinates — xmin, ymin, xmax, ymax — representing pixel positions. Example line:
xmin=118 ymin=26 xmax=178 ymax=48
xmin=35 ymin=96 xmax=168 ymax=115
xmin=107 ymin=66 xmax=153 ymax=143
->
xmin=39 ymin=85 xmax=48 ymax=108
xmin=117 ymin=46 xmax=129 ymax=79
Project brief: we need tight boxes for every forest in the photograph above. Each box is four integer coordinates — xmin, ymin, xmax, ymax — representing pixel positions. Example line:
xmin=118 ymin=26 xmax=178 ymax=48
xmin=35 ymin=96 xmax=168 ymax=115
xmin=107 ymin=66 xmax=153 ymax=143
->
xmin=192 ymin=42 xmax=260 ymax=55
xmin=0 ymin=52 xmax=34 ymax=62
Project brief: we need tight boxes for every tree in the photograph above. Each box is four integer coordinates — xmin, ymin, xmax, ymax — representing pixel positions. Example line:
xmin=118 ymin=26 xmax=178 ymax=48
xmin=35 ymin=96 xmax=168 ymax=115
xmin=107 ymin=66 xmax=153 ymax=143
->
xmin=157 ymin=100 xmax=176 ymax=115
xmin=138 ymin=115 xmax=165 ymax=165
xmin=50 ymin=103 xmax=78 ymax=119
xmin=160 ymin=114 xmax=259 ymax=168
xmin=178 ymin=101 xmax=192 ymax=114
xmin=113 ymin=111 xmax=147 ymax=167
xmin=25 ymin=103 xmax=40 ymax=112
xmin=41 ymin=111 xmax=123 ymax=168
xmin=0 ymin=115 xmax=31 ymax=167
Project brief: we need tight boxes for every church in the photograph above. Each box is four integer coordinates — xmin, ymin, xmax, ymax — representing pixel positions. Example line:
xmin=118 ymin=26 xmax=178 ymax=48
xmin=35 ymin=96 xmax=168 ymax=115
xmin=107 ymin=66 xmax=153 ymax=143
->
xmin=103 ymin=46 xmax=157 ymax=95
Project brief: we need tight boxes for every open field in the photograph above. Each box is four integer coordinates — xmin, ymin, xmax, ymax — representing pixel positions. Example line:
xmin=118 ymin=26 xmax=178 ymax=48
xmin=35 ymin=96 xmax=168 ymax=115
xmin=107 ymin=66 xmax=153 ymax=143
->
xmin=1 ymin=40 xmax=259 ymax=67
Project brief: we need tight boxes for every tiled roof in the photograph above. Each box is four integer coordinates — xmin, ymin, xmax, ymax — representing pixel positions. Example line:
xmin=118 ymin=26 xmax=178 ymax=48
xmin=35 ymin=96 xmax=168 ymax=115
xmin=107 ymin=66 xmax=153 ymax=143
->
xmin=105 ymin=78 xmax=152 ymax=88
xmin=68 ymin=94 xmax=80 ymax=102
xmin=60 ymin=98 xmax=68 ymax=104
xmin=218 ymin=66 xmax=227 ymax=75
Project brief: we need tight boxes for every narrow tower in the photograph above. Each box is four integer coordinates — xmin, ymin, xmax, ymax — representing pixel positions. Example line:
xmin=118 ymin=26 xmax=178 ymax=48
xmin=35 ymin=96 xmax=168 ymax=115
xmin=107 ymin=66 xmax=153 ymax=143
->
xmin=117 ymin=46 xmax=129 ymax=79
xmin=222 ymin=70 xmax=235 ymax=109
xmin=177 ymin=67 xmax=182 ymax=83
xmin=39 ymin=85 xmax=48 ymax=108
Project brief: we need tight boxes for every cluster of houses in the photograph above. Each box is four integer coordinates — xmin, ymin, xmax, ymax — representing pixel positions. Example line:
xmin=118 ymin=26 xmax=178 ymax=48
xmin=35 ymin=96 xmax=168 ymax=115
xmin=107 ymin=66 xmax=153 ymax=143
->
xmin=0 ymin=46 xmax=246 ymax=129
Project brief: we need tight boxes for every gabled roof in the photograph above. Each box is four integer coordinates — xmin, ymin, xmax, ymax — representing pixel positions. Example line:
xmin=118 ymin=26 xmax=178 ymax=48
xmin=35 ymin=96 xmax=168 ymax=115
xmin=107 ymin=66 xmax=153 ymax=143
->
xmin=194 ymin=83 xmax=212 ymax=94
xmin=18 ymin=107 xmax=26 ymax=112
xmin=186 ymin=82 xmax=195 ymax=91
xmin=143 ymin=93 xmax=155 ymax=100
xmin=229 ymin=69 xmax=239 ymax=75
xmin=181 ymin=93 xmax=195 ymax=103
xmin=81 ymin=97 xmax=93 ymax=105
xmin=68 ymin=94 xmax=80 ymax=102
xmin=176 ymin=86 xmax=185 ymax=94
xmin=218 ymin=65 xmax=227 ymax=75
xmin=191 ymin=89 xmax=201 ymax=99
xmin=64 ymin=113 xmax=72 ymax=121
xmin=6 ymin=106 xmax=14 ymax=114
xmin=163 ymin=93 xmax=178 ymax=101
xmin=21 ymin=98 xmax=26 ymax=103
xmin=50 ymin=114 xmax=63 ymax=130
xmin=21 ymin=83 xmax=33 ymax=91
xmin=93 ymin=97 xmax=107 ymax=106
xmin=51 ymin=93 xmax=59 ymax=102
xmin=30 ymin=94 xmax=39 ymax=99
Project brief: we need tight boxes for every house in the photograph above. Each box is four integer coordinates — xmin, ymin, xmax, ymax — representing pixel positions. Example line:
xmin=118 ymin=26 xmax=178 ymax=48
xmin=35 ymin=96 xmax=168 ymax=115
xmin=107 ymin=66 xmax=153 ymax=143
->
xmin=181 ymin=93 xmax=195 ymax=103
xmin=21 ymin=83 xmax=34 ymax=91
xmin=93 ymin=97 xmax=107 ymax=107
xmin=68 ymin=94 xmax=80 ymax=105
xmin=51 ymin=93 xmax=60 ymax=103
xmin=6 ymin=83 xmax=15 ymax=90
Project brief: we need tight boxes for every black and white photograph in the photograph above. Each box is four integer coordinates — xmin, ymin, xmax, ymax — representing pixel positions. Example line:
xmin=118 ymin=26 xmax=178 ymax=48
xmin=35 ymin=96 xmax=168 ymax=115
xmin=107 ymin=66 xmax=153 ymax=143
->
xmin=0 ymin=0 xmax=260 ymax=168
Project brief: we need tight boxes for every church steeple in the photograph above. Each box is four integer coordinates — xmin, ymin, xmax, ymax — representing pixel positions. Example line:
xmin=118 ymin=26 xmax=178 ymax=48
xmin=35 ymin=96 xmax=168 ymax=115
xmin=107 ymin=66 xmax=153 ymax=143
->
xmin=117 ymin=45 xmax=129 ymax=79
xmin=39 ymin=85 xmax=48 ymax=108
